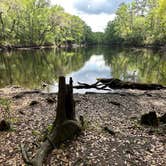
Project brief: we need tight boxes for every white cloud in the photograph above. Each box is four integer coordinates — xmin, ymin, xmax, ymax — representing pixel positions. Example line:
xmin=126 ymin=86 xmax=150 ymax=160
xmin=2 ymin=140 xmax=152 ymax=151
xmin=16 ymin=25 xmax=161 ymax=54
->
xmin=74 ymin=0 xmax=133 ymax=14
xmin=51 ymin=0 xmax=130 ymax=32
xmin=79 ymin=13 xmax=116 ymax=32
xmin=51 ymin=0 xmax=77 ymax=14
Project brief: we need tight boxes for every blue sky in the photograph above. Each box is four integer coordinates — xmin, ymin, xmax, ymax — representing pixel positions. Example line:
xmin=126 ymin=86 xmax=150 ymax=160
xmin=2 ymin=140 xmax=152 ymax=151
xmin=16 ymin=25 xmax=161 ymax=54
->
xmin=51 ymin=0 xmax=133 ymax=32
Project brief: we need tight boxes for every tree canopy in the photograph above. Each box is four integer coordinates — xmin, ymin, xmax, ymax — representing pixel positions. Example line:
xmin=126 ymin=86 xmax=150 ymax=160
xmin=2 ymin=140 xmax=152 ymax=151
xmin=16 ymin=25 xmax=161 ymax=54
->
xmin=104 ymin=0 xmax=166 ymax=46
xmin=0 ymin=0 xmax=165 ymax=48
xmin=0 ymin=0 xmax=94 ymax=47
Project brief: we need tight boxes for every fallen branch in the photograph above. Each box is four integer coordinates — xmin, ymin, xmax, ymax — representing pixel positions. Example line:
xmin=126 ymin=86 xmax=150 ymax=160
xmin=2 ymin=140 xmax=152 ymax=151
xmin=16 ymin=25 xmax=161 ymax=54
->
xmin=13 ymin=90 xmax=41 ymax=99
xmin=73 ymin=78 xmax=166 ymax=91
xmin=73 ymin=81 xmax=112 ymax=91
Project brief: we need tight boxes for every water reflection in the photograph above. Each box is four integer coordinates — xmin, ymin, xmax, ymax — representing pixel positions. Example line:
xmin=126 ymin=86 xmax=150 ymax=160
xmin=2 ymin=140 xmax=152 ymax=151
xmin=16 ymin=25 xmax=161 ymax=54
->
xmin=0 ymin=47 xmax=166 ymax=92
xmin=69 ymin=55 xmax=110 ymax=83
xmin=0 ymin=49 xmax=89 ymax=90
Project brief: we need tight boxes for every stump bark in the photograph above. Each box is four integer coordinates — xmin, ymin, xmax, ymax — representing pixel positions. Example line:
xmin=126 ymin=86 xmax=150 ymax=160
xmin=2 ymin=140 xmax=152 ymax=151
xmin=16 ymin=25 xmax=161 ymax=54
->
xmin=21 ymin=76 xmax=81 ymax=166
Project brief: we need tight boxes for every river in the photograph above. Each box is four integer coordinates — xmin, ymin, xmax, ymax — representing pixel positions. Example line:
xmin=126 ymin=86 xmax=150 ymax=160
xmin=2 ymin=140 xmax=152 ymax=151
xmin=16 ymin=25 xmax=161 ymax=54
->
xmin=0 ymin=46 xmax=166 ymax=93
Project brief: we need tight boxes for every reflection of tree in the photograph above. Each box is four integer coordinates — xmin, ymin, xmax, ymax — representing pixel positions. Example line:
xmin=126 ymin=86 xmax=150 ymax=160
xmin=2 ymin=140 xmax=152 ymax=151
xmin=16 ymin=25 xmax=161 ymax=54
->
xmin=103 ymin=48 xmax=166 ymax=85
xmin=1 ymin=47 xmax=165 ymax=89
xmin=0 ymin=48 xmax=90 ymax=89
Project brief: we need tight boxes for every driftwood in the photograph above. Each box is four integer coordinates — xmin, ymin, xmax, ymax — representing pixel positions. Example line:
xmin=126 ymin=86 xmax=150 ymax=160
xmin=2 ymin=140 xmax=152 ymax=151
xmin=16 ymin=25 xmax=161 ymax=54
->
xmin=21 ymin=77 xmax=81 ymax=166
xmin=73 ymin=78 xmax=166 ymax=90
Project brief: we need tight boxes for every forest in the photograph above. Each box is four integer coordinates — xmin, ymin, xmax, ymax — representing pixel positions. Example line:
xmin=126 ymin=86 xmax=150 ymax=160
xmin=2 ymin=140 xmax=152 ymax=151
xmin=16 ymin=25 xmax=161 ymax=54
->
xmin=104 ymin=0 xmax=166 ymax=46
xmin=0 ymin=0 xmax=94 ymax=49
xmin=0 ymin=0 xmax=165 ymax=49
xmin=0 ymin=0 xmax=166 ymax=165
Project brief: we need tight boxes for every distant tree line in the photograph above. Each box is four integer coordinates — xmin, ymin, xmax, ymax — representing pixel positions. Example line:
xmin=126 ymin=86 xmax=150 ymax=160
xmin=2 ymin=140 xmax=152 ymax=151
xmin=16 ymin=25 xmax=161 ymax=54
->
xmin=0 ymin=0 xmax=95 ymax=48
xmin=0 ymin=0 xmax=165 ymax=49
xmin=104 ymin=0 xmax=166 ymax=47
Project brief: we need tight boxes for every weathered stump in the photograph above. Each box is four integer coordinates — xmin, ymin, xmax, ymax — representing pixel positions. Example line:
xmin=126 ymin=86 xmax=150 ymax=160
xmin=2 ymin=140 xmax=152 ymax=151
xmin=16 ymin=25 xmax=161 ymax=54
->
xmin=21 ymin=76 xmax=81 ymax=166
xmin=0 ymin=119 xmax=10 ymax=131
xmin=141 ymin=111 xmax=158 ymax=127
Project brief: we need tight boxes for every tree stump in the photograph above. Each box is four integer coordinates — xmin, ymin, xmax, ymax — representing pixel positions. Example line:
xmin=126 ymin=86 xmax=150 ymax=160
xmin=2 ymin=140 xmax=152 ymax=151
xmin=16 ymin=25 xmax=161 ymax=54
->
xmin=141 ymin=111 xmax=158 ymax=127
xmin=0 ymin=119 xmax=10 ymax=131
xmin=21 ymin=76 xmax=81 ymax=166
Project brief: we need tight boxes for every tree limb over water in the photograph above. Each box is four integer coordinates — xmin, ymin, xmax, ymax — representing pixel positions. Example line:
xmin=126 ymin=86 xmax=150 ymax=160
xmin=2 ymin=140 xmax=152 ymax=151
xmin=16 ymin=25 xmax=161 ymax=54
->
xmin=73 ymin=78 xmax=166 ymax=91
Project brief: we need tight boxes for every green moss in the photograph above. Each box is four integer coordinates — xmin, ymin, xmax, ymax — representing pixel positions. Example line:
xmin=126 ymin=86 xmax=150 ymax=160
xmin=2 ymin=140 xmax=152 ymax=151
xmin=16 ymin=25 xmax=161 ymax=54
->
xmin=32 ymin=130 xmax=41 ymax=136
xmin=47 ymin=124 xmax=53 ymax=133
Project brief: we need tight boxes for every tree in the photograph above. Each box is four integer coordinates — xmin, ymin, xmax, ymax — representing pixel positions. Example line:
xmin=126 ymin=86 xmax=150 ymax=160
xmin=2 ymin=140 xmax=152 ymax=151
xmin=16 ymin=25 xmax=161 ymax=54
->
xmin=0 ymin=0 xmax=94 ymax=48
xmin=104 ymin=0 xmax=166 ymax=46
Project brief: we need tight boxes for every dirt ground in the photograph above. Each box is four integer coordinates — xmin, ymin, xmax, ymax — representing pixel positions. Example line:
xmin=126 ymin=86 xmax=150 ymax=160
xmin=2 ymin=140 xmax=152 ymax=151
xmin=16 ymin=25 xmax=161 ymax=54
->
xmin=0 ymin=86 xmax=166 ymax=166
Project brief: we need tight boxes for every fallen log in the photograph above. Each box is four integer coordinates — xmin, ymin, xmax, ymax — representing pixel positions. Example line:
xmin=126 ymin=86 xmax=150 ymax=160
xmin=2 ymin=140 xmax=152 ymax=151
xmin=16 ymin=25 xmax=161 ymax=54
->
xmin=21 ymin=77 xmax=81 ymax=166
xmin=73 ymin=78 xmax=166 ymax=90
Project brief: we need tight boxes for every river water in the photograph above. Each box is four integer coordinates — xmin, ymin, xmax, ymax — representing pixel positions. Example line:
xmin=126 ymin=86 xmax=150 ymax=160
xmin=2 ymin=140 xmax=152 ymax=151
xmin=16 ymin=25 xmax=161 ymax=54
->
xmin=0 ymin=46 xmax=166 ymax=93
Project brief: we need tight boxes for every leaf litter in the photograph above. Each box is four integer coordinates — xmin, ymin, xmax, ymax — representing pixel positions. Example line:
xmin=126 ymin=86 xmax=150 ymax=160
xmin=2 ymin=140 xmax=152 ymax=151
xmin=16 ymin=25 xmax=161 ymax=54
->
xmin=0 ymin=87 xmax=166 ymax=165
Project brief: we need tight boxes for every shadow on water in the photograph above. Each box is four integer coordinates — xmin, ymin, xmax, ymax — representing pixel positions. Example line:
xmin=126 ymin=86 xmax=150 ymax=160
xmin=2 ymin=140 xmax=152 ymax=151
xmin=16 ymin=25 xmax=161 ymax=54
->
xmin=0 ymin=46 xmax=166 ymax=92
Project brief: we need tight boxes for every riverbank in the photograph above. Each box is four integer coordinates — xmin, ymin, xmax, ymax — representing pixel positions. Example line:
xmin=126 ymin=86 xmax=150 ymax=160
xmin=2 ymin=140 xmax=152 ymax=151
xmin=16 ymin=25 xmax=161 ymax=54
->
xmin=1 ymin=43 xmax=166 ymax=53
xmin=103 ymin=43 xmax=166 ymax=53
xmin=0 ymin=86 xmax=166 ymax=165
xmin=0 ymin=43 xmax=86 ymax=52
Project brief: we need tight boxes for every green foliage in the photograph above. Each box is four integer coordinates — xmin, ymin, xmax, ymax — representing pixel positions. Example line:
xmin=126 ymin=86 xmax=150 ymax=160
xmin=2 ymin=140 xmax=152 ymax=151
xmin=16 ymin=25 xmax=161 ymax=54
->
xmin=47 ymin=124 xmax=53 ymax=133
xmin=104 ymin=48 xmax=166 ymax=84
xmin=104 ymin=0 xmax=166 ymax=46
xmin=32 ymin=129 xmax=41 ymax=136
xmin=0 ymin=48 xmax=91 ymax=89
xmin=0 ymin=0 xmax=93 ymax=47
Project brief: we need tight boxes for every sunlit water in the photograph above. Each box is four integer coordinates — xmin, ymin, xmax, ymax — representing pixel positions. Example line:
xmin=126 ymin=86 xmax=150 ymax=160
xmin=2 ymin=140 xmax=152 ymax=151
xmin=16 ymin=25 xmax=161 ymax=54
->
xmin=0 ymin=46 xmax=166 ymax=93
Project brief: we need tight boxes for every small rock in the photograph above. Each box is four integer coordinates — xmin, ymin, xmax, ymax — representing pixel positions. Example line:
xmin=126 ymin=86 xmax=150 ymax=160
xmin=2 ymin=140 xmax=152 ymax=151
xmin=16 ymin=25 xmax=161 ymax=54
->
xmin=46 ymin=97 xmax=55 ymax=104
xmin=109 ymin=101 xmax=121 ymax=106
xmin=13 ymin=93 xmax=23 ymax=99
xmin=29 ymin=100 xmax=39 ymax=106
xmin=103 ymin=126 xmax=115 ymax=135
xmin=0 ymin=120 xmax=11 ymax=131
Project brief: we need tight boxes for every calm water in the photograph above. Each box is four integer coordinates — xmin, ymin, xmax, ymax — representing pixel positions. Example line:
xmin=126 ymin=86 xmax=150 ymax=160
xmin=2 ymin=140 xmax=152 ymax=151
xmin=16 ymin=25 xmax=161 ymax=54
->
xmin=0 ymin=46 xmax=166 ymax=93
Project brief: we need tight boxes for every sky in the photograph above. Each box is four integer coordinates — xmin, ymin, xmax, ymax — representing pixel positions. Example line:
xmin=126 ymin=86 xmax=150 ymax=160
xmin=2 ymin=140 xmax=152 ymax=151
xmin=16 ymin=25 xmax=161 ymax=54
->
xmin=51 ymin=0 xmax=133 ymax=32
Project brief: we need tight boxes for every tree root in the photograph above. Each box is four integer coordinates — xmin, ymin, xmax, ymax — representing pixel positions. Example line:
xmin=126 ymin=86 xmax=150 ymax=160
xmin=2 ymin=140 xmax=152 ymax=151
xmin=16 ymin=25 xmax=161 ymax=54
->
xmin=21 ymin=120 xmax=81 ymax=166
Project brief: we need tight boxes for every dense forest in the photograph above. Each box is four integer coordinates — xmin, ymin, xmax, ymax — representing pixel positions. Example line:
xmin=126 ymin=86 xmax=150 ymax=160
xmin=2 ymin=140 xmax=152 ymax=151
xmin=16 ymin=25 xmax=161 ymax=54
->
xmin=0 ymin=0 xmax=165 ymax=49
xmin=104 ymin=0 xmax=166 ymax=46
xmin=0 ymin=0 xmax=94 ymax=48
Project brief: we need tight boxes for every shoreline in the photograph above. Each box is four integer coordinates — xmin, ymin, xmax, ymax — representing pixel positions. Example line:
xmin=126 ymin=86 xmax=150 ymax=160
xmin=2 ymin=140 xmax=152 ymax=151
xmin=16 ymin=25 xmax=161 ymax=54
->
xmin=0 ymin=43 xmax=166 ymax=52
xmin=0 ymin=43 xmax=85 ymax=52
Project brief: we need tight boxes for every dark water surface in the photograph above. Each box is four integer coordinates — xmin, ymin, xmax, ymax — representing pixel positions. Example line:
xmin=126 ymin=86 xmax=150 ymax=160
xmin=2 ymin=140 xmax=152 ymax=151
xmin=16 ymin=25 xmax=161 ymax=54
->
xmin=0 ymin=46 xmax=166 ymax=93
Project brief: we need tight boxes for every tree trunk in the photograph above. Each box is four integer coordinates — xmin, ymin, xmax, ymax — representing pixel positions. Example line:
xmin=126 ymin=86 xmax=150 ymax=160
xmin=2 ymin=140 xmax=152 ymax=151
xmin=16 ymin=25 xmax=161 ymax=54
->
xmin=21 ymin=76 xmax=81 ymax=166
